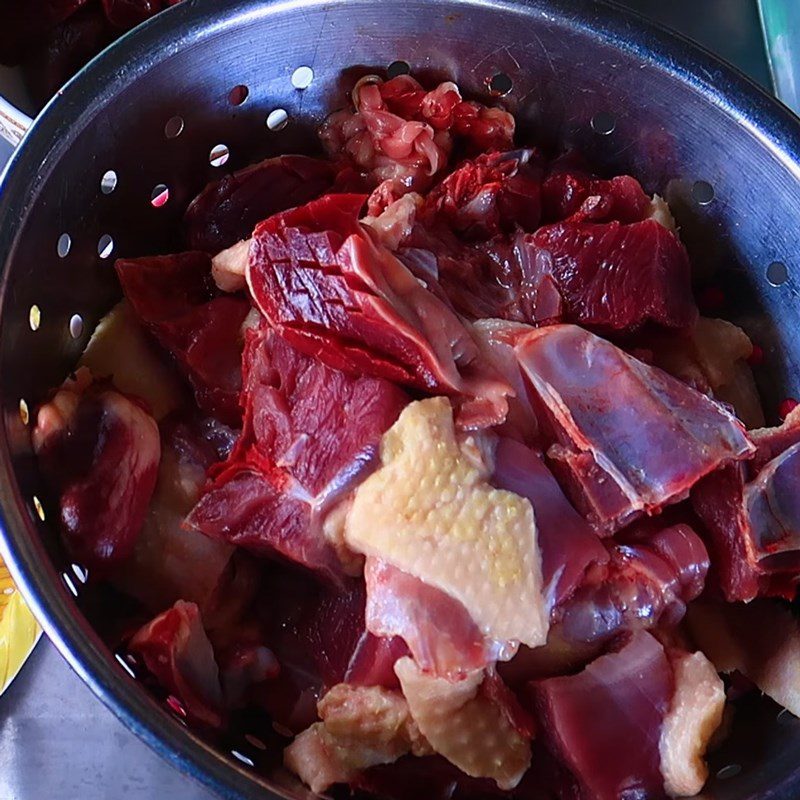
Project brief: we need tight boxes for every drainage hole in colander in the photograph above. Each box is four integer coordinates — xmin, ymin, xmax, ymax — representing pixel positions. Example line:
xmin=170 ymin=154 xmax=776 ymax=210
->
xmin=387 ymin=60 xmax=410 ymax=78
xmin=32 ymin=495 xmax=45 ymax=521
xmin=591 ymin=111 xmax=616 ymax=135
xmin=767 ymin=260 xmax=788 ymax=287
xmin=488 ymin=72 xmax=513 ymax=97
xmin=266 ymin=109 xmax=289 ymax=132
xmin=29 ymin=305 xmax=41 ymax=331
xmin=57 ymin=233 xmax=71 ymax=258
xmin=291 ymin=66 xmax=314 ymax=90
xmin=244 ymin=734 xmax=268 ymax=751
xmin=151 ymin=184 xmax=170 ymax=208
xmin=69 ymin=314 xmax=84 ymax=339
xmin=716 ymin=764 xmax=741 ymax=780
xmin=100 ymin=170 xmax=118 ymax=195
xmin=231 ymin=750 xmax=255 ymax=768
xmin=71 ymin=563 xmax=88 ymax=584
xmin=97 ymin=235 xmax=114 ymax=259
xmin=229 ymin=84 xmax=249 ymax=106
xmin=18 ymin=399 xmax=29 ymax=426
xmin=164 ymin=115 xmax=185 ymax=139
xmin=210 ymin=144 xmax=230 ymax=168
xmin=115 ymin=652 xmax=138 ymax=679
xmin=692 ymin=180 xmax=715 ymax=205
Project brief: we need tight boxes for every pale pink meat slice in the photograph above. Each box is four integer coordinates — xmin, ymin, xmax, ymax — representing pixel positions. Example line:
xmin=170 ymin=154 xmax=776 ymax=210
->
xmin=659 ymin=650 xmax=724 ymax=798
xmin=515 ymin=324 xmax=754 ymax=534
xmin=345 ymin=397 xmax=548 ymax=647
xmin=394 ymin=657 xmax=532 ymax=789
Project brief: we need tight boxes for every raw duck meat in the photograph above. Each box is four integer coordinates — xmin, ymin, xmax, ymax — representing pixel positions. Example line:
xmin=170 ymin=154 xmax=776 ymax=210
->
xmin=687 ymin=599 xmax=800 ymax=716
xmin=522 ymin=219 xmax=697 ymax=332
xmin=246 ymin=193 xmax=511 ymax=427
xmin=285 ymin=683 xmax=431 ymax=793
xmin=184 ymin=155 xmax=338 ymax=253
xmin=129 ymin=600 xmax=225 ymax=728
xmin=659 ymin=650 xmax=725 ymax=798
xmin=33 ymin=368 xmax=160 ymax=572
xmin=0 ymin=0 xmax=90 ymax=65
xmin=554 ymin=523 xmax=709 ymax=644
xmin=345 ymin=397 xmax=548 ymax=647
xmin=531 ymin=631 xmax=673 ymax=800
xmin=490 ymin=436 xmax=608 ymax=611
xmin=364 ymin=558 xmax=498 ymax=678
xmin=516 ymin=324 xmax=755 ymax=534
xmin=691 ymin=406 xmax=800 ymax=601
xmin=395 ymin=657 xmax=532 ymax=789
xmin=187 ymin=325 xmax=407 ymax=579
xmin=319 ymin=75 xmax=514 ymax=197
xmin=116 ymin=251 xmax=250 ymax=426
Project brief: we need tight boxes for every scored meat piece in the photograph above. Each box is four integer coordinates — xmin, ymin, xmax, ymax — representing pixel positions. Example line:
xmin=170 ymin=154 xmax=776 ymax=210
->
xmin=246 ymin=193 xmax=511 ymax=428
xmin=33 ymin=369 xmax=160 ymax=572
xmin=395 ymin=658 xmax=532 ymax=790
xmin=531 ymin=631 xmax=673 ymax=800
xmin=555 ymin=523 xmax=709 ymax=644
xmin=524 ymin=219 xmax=697 ymax=332
xmin=365 ymin=559 xmax=499 ymax=678
xmin=691 ymin=406 xmax=800 ymax=601
xmin=516 ymin=325 xmax=755 ymax=534
xmin=687 ymin=599 xmax=800 ymax=717
xmin=491 ymin=437 xmax=608 ymax=611
xmin=659 ymin=650 xmax=725 ymax=798
xmin=129 ymin=600 xmax=225 ymax=728
xmin=115 ymin=251 xmax=250 ymax=426
xmin=284 ymin=683 xmax=431 ymax=793
xmin=187 ymin=325 xmax=407 ymax=579
xmin=184 ymin=155 xmax=338 ymax=253
xmin=420 ymin=150 xmax=543 ymax=239
xmin=346 ymin=397 xmax=548 ymax=648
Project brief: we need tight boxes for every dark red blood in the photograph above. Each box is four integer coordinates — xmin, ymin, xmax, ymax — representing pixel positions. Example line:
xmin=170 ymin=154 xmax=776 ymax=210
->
xmin=531 ymin=631 xmax=673 ymax=800
xmin=421 ymin=150 xmax=543 ymax=239
xmin=516 ymin=325 xmax=754 ymax=535
xmin=101 ymin=0 xmax=181 ymax=29
xmin=527 ymin=219 xmax=697 ymax=332
xmin=187 ymin=325 xmax=407 ymax=578
xmin=692 ymin=408 xmax=800 ymax=601
xmin=556 ymin=523 xmax=709 ymax=643
xmin=129 ymin=601 xmax=225 ymax=729
xmin=747 ymin=344 xmax=764 ymax=367
xmin=0 ymin=0 xmax=89 ymax=65
xmin=36 ymin=384 xmax=159 ymax=572
xmin=491 ymin=437 xmax=608 ymax=610
xmin=364 ymin=558 xmax=489 ymax=677
xmin=699 ymin=285 xmax=727 ymax=313
xmin=115 ymin=251 xmax=250 ymax=425
xmin=184 ymin=155 xmax=338 ymax=252
xmin=247 ymin=193 xmax=510 ymax=428
xmin=780 ymin=398 xmax=800 ymax=421
xmin=541 ymin=168 xmax=650 ymax=225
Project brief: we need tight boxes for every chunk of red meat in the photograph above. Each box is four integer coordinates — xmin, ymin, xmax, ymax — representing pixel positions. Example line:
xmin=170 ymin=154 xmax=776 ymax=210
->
xmin=246 ymin=193 xmax=510 ymax=428
xmin=531 ymin=631 xmax=673 ymax=800
xmin=541 ymin=168 xmax=650 ymax=224
xmin=516 ymin=325 xmax=755 ymax=534
xmin=0 ymin=0 xmax=89 ymax=65
xmin=526 ymin=219 xmax=697 ymax=332
xmin=129 ymin=600 xmax=225 ymax=728
xmin=33 ymin=374 xmax=160 ymax=572
xmin=691 ymin=407 xmax=800 ymax=601
xmin=101 ymin=0 xmax=181 ymax=29
xmin=491 ymin=437 xmax=608 ymax=610
xmin=187 ymin=326 xmax=407 ymax=578
xmin=556 ymin=524 xmax=709 ymax=644
xmin=364 ymin=558 xmax=493 ymax=678
xmin=421 ymin=150 xmax=543 ymax=239
xmin=184 ymin=155 xmax=338 ymax=253
xmin=115 ymin=251 xmax=249 ymax=425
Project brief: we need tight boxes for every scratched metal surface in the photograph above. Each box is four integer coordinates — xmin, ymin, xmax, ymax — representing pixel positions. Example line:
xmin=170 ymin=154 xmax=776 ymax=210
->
xmin=0 ymin=1 xmax=775 ymax=799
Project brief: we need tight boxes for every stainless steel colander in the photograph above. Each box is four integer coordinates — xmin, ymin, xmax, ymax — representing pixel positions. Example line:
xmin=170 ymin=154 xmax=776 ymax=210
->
xmin=1 ymin=0 xmax=800 ymax=797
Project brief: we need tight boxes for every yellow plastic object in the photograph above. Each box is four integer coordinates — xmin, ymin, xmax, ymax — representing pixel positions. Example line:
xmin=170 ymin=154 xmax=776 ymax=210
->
xmin=0 ymin=559 xmax=41 ymax=694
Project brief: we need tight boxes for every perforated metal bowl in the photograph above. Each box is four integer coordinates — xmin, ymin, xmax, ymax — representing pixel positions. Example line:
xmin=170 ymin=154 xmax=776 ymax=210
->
xmin=1 ymin=0 xmax=800 ymax=797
